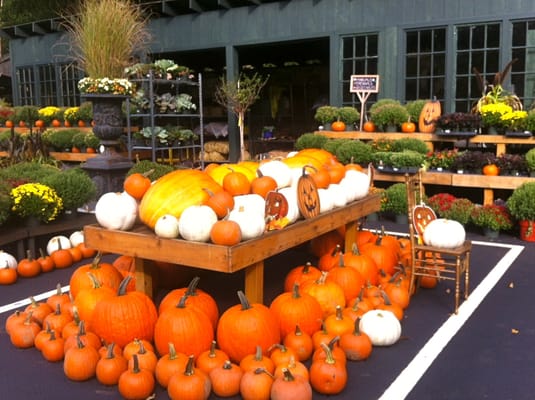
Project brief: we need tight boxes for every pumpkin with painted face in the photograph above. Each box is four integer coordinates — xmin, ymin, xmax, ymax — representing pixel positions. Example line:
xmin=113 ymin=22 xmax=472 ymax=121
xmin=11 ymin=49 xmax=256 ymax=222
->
xmin=418 ymin=99 xmax=441 ymax=133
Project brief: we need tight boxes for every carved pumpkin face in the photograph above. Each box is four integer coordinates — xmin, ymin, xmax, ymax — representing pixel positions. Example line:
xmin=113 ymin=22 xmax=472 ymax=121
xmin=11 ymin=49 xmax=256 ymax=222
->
xmin=418 ymin=100 xmax=442 ymax=133
xmin=412 ymin=204 xmax=436 ymax=237
xmin=297 ymin=174 xmax=320 ymax=218
xmin=265 ymin=191 xmax=289 ymax=220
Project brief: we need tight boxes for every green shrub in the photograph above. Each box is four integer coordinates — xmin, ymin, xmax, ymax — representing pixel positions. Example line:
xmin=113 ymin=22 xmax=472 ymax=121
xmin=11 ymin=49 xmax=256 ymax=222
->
xmin=371 ymin=151 xmax=393 ymax=167
xmin=0 ymin=181 xmax=13 ymax=226
xmin=506 ymin=181 xmax=535 ymax=221
xmin=337 ymin=106 xmax=360 ymax=124
xmin=390 ymin=137 xmax=429 ymax=154
xmin=389 ymin=150 xmax=425 ymax=168
xmin=382 ymin=183 xmax=408 ymax=215
xmin=334 ymin=140 xmax=373 ymax=164
xmin=126 ymin=160 xmax=174 ymax=180
xmin=322 ymin=138 xmax=347 ymax=155
xmin=405 ymin=99 xmax=427 ymax=125
xmin=314 ymin=106 xmax=339 ymax=124
xmin=42 ymin=128 xmax=81 ymax=151
xmin=0 ymin=161 xmax=61 ymax=185
xmin=294 ymin=133 xmax=329 ymax=150
xmin=42 ymin=168 xmax=97 ymax=210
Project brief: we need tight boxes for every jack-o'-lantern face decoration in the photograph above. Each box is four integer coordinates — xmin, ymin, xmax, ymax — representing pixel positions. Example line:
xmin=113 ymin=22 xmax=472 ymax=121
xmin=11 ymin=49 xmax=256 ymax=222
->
xmin=418 ymin=99 xmax=442 ymax=133
xmin=412 ymin=203 xmax=436 ymax=237
xmin=265 ymin=191 xmax=289 ymax=220
xmin=297 ymin=173 xmax=320 ymax=219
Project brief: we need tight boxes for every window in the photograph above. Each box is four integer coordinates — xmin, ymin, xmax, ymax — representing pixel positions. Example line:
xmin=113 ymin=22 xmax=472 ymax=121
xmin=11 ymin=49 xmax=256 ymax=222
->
xmin=341 ymin=34 xmax=379 ymax=106
xmin=16 ymin=67 xmax=36 ymax=105
xmin=511 ymin=20 xmax=535 ymax=110
xmin=59 ymin=63 xmax=80 ymax=107
xmin=404 ymin=27 xmax=446 ymax=102
xmin=39 ymin=65 xmax=57 ymax=106
xmin=454 ymin=23 xmax=501 ymax=112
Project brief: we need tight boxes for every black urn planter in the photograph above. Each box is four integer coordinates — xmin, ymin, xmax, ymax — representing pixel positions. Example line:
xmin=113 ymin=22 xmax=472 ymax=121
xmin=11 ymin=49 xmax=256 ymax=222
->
xmin=81 ymin=94 xmax=133 ymax=200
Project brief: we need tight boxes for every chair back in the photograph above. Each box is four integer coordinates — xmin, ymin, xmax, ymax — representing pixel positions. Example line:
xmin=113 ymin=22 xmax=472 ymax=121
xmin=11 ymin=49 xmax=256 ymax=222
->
xmin=405 ymin=171 xmax=436 ymax=240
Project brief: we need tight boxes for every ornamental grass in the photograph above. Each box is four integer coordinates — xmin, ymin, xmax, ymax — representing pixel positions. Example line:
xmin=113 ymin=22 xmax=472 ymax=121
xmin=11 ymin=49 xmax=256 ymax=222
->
xmin=62 ymin=0 xmax=151 ymax=79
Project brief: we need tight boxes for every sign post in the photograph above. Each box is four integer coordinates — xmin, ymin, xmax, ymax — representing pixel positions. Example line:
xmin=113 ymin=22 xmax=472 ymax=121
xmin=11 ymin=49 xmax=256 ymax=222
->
xmin=350 ymin=75 xmax=380 ymax=131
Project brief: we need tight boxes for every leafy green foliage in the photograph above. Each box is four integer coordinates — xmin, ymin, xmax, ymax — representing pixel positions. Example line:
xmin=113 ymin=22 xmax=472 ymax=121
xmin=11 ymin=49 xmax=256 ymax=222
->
xmin=126 ymin=160 xmax=173 ymax=180
xmin=42 ymin=168 xmax=97 ymax=210
xmin=294 ymin=133 xmax=328 ymax=150
xmin=334 ymin=140 xmax=373 ymax=164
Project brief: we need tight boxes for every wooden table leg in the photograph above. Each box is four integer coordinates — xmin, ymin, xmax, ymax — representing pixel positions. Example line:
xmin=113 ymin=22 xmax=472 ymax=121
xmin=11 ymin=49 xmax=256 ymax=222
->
xmin=134 ymin=258 xmax=154 ymax=298
xmin=345 ymin=220 xmax=358 ymax=252
xmin=244 ymin=260 xmax=264 ymax=304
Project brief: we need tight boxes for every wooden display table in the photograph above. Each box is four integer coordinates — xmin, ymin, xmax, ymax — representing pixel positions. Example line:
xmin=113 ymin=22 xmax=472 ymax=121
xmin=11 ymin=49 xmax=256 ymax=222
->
xmin=84 ymin=193 xmax=381 ymax=304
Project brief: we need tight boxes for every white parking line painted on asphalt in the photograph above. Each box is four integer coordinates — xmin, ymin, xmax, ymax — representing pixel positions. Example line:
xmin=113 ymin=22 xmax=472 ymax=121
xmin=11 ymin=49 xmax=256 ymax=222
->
xmin=0 ymin=285 xmax=70 ymax=315
xmin=378 ymin=242 xmax=525 ymax=400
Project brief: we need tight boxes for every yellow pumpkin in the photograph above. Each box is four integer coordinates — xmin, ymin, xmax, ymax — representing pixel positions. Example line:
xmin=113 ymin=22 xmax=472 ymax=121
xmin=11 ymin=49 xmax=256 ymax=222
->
xmin=138 ymin=169 xmax=223 ymax=229
xmin=207 ymin=163 xmax=257 ymax=186
xmin=418 ymin=99 xmax=442 ymax=133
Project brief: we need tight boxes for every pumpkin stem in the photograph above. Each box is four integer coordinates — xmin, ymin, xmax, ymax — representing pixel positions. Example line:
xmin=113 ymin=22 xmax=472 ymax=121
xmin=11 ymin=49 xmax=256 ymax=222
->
xmin=90 ymin=251 xmax=103 ymax=269
xmin=294 ymin=324 xmax=303 ymax=336
xmin=320 ymin=342 xmax=337 ymax=365
xmin=281 ymin=367 xmax=296 ymax=382
xmin=131 ymin=354 xmax=141 ymax=373
xmin=183 ymin=355 xmax=195 ymax=376
xmin=353 ymin=317 xmax=364 ymax=335
xmin=222 ymin=360 xmax=233 ymax=370
xmin=253 ymin=345 xmax=263 ymax=361
xmin=105 ymin=343 xmax=117 ymax=359
xmin=207 ymin=340 xmax=217 ymax=357
xmin=117 ymin=275 xmax=132 ymax=296
xmin=237 ymin=290 xmax=252 ymax=311
xmin=167 ymin=342 xmax=178 ymax=359
xmin=185 ymin=276 xmax=201 ymax=296
xmin=254 ymin=367 xmax=274 ymax=378
xmin=291 ymin=283 xmax=302 ymax=299
xmin=176 ymin=294 xmax=189 ymax=308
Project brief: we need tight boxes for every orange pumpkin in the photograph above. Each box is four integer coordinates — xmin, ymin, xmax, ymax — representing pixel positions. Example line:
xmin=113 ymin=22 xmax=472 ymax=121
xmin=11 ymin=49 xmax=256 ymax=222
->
xmin=483 ymin=163 xmax=500 ymax=176
xmin=331 ymin=120 xmax=346 ymax=132
xmin=401 ymin=120 xmax=416 ymax=133
xmin=418 ymin=99 xmax=442 ymax=133
xmin=363 ymin=120 xmax=376 ymax=132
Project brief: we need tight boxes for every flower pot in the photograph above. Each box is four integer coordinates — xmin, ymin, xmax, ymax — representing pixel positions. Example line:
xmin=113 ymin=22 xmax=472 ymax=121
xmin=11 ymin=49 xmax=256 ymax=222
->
xmin=483 ymin=228 xmax=500 ymax=240
xmin=519 ymin=220 xmax=535 ymax=242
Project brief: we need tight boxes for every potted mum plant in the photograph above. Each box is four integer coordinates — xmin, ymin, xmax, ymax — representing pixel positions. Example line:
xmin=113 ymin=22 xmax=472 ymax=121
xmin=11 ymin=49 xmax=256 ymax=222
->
xmin=337 ymin=106 xmax=360 ymax=130
xmin=506 ymin=182 xmax=535 ymax=241
xmin=10 ymin=182 xmax=63 ymax=224
xmin=314 ymin=105 xmax=339 ymax=130
xmin=382 ymin=183 xmax=409 ymax=223
xmin=470 ymin=202 xmax=513 ymax=239
xmin=370 ymin=102 xmax=409 ymax=132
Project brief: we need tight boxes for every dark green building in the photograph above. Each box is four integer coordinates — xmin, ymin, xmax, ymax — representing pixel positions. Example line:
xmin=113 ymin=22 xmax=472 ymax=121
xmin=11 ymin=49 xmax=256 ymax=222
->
xmin=2 ymin=0 xmax=535 ymax=159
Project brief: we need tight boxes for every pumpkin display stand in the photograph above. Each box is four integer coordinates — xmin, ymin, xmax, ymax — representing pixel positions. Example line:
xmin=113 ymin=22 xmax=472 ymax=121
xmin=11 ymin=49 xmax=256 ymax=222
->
xmin=84 ymin=193 xmax=381 ymax=303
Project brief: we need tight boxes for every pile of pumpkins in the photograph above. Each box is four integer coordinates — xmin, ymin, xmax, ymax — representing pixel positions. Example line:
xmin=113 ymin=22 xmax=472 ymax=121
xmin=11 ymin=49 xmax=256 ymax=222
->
xmin=94 ymin=148 xmax=372 ymax=245
xmin=0 ymin=232 xmax=97 ymax=285
xmin=4 ymin=225 xmax=418 ymax=400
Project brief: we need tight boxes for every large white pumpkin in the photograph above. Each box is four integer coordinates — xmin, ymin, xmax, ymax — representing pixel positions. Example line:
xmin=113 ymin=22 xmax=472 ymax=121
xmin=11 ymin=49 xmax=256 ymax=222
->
xmin=338 ymin=165 xmax=372 ymax=202
xmin=257 ymin=160 xmax=293 ymax=189
xmin=95 ymin=191 xmax=138 ymax=231
xmin=278 ymin=186 xmax=301 ymax=224
xmin=0 ymin=250 xmax=17 ymax=268
xmin=228 ymin=206 xmax=265 ymax=241
xmin=359 ymin=309 xmax=402 ymax=346
xmin=423 ymin=218 xmax=466 ymax=248
xmin=178 ymin=205 xmax=217 ymax=242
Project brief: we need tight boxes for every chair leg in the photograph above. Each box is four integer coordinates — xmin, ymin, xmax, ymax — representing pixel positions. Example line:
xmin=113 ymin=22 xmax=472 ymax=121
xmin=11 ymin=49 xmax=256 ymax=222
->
xmin=454 ymin=256 xmax=461 ymax=314
xmin=464 ymin=252 xmax=470 ymax=300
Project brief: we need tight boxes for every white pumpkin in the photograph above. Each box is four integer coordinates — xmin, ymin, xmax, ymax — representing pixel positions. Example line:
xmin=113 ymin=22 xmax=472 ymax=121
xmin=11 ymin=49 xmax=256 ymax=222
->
xmin=277 ymin=186 xmax=301 ymax=224
xmin=318 ymin=188 xmax=335 ymax=213
xmin=327 ymin=183 xmax=348 ymax=208
xmin=257 ymin=160 xmax=293 ymax=188
xmin=178 ymin=205 xmax=217 ymax=242
xmin=46 ymin=235 xmax=72 ymax=255
xmin=359 ymin=309 xmax=402 ymax=346
xmin=95 ymin=191 xmax=138 ymax=231
xmin=69 ymin=230 xmax=85 ymax=247
xmin=288 ymin=168 xmax=304 ymax=188
xmin=232 ymin=193 xmax=266 ymax=219
xmin=423 ymin=218 xmax=466 ymax=248
xmin=339 ymin=165 xmax=372 ymax=202
xmin=154 ymin=214 xmax=180 ymax=239
xmin=0 ymin=250 xmax=17 ymax=268
xmin=228 ymin=205 xmax=265 ymax=240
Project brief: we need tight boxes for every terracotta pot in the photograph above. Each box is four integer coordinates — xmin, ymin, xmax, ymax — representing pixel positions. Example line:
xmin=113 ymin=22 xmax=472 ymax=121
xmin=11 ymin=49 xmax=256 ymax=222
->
xmin=519 ymin=220 xmax=535 ymax=242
